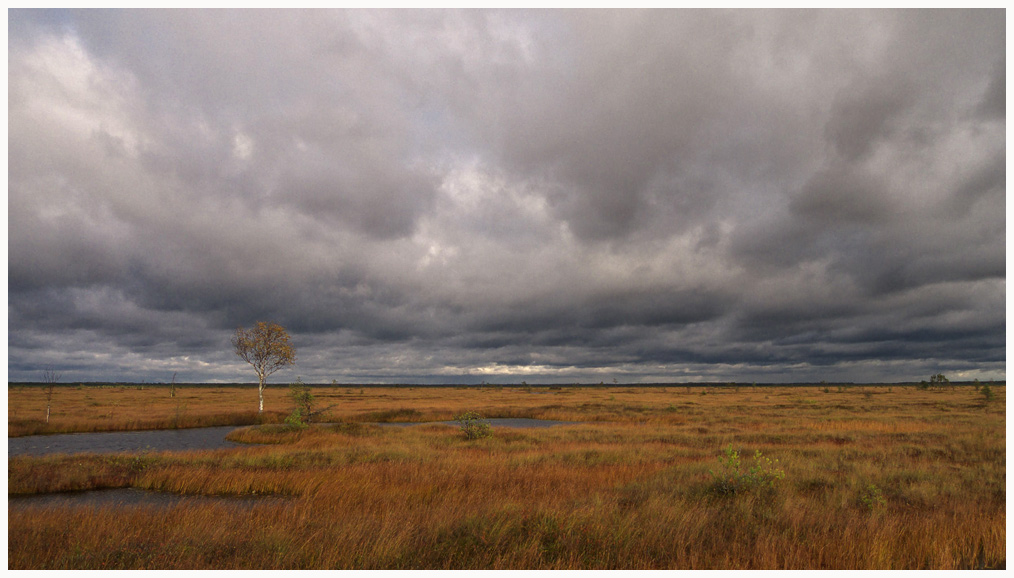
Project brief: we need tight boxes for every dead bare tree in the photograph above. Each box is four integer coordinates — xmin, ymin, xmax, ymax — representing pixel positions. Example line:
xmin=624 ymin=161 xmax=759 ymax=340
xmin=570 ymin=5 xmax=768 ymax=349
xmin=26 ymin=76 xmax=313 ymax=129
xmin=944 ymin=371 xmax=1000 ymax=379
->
xmin=41 ymin=367 xmax=60 ymax=424
xmin=170 ymin=372 xmax=177 ymax=398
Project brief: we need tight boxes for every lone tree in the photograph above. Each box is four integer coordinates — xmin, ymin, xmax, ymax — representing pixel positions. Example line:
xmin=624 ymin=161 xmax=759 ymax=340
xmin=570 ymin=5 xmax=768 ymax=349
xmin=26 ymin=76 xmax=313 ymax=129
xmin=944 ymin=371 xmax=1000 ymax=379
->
xmin=41 ymin=367 xmax=60 ymax=424
xmin=232 ymin=322 xmax=296 ymax=412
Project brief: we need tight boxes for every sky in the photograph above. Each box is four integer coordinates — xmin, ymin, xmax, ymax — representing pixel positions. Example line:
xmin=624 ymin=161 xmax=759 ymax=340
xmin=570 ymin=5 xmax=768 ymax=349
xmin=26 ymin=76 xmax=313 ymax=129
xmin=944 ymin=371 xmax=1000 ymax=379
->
xmin=8 ymin=9 xmax=1006 ymax=385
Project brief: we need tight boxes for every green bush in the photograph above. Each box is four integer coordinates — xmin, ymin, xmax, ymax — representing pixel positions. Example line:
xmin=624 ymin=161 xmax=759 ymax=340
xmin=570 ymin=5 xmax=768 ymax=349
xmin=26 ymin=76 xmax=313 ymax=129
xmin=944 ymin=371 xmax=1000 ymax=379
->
xmin=455 ymin=411 xmax=493 ymax=440
xmin=286 ymin=378 xmax=314 ymax=427
xmin=859 ymin=483 xmax=886 ymax=510
xmin=709 ymin=444 xmax=785 ymax=496
xmin=980 ymin=384 xmax=994 ymax=403
xmin=284 ymin=411 xmax=307 ymax=428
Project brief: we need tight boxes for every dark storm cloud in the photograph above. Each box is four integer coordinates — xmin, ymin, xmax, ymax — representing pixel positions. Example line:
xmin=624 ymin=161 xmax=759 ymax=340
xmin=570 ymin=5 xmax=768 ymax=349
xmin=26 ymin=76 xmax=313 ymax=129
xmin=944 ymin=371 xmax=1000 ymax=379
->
xmin=824 ymin=76 xmax=915 ymax=163
xmin=7 ymin=9 xmax=1005 ymax=384
xmin=469 ymin=11 xmax=749 ymax=242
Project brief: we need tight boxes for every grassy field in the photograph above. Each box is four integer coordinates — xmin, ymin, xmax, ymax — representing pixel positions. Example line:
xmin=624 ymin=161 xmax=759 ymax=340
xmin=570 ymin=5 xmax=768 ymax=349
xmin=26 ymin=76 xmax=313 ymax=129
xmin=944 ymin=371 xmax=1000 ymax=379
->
xmin=7 ymin=383 xmax=1006 ymax=569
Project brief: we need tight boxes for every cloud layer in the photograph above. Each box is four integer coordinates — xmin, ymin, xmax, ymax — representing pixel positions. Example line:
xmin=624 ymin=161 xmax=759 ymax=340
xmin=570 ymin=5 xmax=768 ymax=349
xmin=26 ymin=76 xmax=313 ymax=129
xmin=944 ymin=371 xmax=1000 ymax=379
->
xmin=9 ymin=10 xmax=1005 ymax=383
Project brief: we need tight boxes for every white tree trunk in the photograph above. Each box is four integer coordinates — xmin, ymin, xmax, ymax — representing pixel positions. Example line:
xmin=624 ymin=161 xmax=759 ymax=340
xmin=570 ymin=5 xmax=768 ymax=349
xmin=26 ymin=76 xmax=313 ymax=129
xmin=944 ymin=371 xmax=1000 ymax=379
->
xmin=258 ymin=376 xmax=265 ymax=412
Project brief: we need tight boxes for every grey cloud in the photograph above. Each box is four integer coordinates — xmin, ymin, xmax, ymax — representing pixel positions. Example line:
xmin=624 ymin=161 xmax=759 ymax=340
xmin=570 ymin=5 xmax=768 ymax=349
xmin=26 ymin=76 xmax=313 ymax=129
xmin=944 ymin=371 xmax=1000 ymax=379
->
xmin=7 ymin=10 xmax=1005 ymax=385
xmin=276 ymin=148 xmax=438 ymax=239
xmin=976 ymin=56 xmax=1005 ymax=120
xmin=824 ymin=76 xmax=913 ymax=162
xmin=790 ymin=163 xmax=895 ymax=224
xmin=456 ymin=11 xmax=750 ymax=241
xmin=943 ymin=147 xmax=1005 ymax=217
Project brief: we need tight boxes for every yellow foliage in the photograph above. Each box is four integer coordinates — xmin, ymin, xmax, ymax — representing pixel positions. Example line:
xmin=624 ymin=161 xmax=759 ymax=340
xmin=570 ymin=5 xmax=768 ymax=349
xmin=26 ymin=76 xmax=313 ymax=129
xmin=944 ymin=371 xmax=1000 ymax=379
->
xmin=231 ymin=322 xmax=296 ymax=411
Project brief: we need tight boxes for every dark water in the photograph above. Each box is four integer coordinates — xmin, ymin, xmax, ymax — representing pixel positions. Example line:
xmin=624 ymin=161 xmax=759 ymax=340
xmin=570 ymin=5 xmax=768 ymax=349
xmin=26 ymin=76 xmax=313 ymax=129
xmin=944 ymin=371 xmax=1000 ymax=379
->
xmin=8 ymin=419 xmax=577 ymax=458
xmin=8 ymin=419 xmax=575 ymax=510
xmin=8 ymin=426 xmax=243 ymax=457
xmin=8 ymin=487 xmax=290 ymax=510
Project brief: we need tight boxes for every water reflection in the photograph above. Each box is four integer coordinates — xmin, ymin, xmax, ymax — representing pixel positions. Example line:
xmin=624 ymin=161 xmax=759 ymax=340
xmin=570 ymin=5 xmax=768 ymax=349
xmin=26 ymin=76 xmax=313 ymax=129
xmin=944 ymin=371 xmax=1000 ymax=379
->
xmin=8 ymin=487 xmax=291 ymax=509
xmin=8 ymin=419 xmax=578 ymax=458
xmin=8 ymin=426 xmax=243 ymax=457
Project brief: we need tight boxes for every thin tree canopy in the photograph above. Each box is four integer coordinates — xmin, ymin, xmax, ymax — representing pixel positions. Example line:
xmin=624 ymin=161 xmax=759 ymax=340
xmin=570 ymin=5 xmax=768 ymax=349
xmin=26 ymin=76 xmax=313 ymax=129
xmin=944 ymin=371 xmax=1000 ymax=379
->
xmin=232 ymin=322 xmax=296 ymax=411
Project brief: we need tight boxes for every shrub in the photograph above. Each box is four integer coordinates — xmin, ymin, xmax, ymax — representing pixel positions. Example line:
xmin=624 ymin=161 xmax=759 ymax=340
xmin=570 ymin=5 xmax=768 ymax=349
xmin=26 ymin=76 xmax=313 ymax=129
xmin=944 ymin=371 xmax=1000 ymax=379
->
xmin=859 ymin=483 xmax=886 ymax=510
xmin=283 ymin=412 xmax=307 ymax=428
xmin=455 ymin=411 xmax=493 ymax=440
xmin=285 ymin=378 xmax=314 ymax=428
xmin=980 ymin=384 xmax=994 ymax=404
xmin=709 ymin=444 xmax=785 ymax=496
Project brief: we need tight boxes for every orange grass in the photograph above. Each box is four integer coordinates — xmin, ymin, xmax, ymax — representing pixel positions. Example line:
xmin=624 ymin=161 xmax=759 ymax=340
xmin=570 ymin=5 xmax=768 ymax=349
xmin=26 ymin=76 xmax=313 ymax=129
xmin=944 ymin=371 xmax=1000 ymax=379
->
xmin=10 ymin=382 xmax=1002 ymax=434
xmin=8 ymin=384 xmax=1006 ymax=569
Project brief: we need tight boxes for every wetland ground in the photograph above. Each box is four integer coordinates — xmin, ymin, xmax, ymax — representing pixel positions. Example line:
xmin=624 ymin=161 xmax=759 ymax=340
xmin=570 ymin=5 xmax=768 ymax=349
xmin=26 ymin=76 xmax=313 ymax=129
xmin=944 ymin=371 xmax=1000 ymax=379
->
xmin=7 ymin=383 xmax=1006 ymax=569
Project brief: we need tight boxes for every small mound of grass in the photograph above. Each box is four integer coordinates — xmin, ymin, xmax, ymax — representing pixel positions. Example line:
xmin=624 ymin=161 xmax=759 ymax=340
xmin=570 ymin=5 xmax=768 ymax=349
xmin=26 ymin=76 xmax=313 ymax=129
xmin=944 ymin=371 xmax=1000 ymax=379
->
xmin=321 ymin=422 xmax=372 ymax=436
xmin=226 ymin=424 xmax=306 ymax=444
xmin=359 ymin=408 xmax=423 ymax=422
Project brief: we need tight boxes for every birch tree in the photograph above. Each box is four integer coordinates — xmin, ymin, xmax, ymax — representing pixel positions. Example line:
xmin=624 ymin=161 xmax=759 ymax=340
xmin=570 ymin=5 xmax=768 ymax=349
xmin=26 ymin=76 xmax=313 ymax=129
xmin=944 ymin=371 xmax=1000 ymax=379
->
xmin=232 ymin=322 xmax=296 ymax=412
xmin=42 ymin=367 xmax=60 ymax=424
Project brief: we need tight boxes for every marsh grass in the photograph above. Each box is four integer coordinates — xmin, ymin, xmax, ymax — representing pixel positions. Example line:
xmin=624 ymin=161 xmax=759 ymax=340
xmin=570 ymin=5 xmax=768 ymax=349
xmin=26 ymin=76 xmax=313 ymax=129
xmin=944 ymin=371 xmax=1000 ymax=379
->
xmin=7 ymin=385 xmax=1006 ymax=569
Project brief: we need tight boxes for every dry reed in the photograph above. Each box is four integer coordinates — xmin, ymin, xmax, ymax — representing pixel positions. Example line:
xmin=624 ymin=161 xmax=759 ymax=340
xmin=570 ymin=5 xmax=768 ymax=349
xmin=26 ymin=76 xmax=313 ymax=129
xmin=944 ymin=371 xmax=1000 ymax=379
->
xmin=8 ymin=384 xmax=1005 ymax=569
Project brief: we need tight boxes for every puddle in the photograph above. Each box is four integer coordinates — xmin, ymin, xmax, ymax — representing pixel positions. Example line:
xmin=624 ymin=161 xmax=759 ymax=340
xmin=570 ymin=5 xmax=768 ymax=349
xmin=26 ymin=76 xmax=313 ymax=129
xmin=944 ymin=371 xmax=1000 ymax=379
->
xmin=8 ymin=419 xmax=580 ymax=458
xmin=8 ymin=487 xmax=289 ymax=510
xmin=8 ymin=426 xmax=243 ymax=458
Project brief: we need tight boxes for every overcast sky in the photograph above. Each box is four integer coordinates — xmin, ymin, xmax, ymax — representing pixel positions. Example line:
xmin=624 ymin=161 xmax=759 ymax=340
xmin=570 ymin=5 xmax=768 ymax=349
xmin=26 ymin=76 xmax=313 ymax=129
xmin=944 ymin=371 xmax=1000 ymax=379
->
xmin=8 ymin=9 xmax=1006 ymax=384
